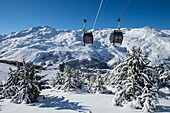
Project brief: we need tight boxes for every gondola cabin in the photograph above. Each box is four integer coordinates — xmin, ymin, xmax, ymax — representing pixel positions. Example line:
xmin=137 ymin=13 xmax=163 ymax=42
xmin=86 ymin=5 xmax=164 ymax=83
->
xmin=110 ymin=30 xmax=123 ymax=44
xmin=82 ymin=19 xmax=94 ymax=46
xmin=110 ymin=18 xmax=123 ymax=44
xmin=83 ymin=32 xmax=93 ymax=46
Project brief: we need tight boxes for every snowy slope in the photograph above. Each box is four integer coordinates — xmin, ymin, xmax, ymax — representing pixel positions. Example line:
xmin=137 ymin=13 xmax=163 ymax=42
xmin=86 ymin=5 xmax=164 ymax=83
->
xmin=1 ymin=88 xmax=170 ymax=113
xmin=0 ymin=26 xmax=169 ymax=68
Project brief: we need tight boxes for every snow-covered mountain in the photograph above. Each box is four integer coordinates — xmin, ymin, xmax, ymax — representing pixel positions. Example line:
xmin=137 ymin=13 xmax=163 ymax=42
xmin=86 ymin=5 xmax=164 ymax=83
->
xmin=0 ymin=26 xmax=170 ymax=68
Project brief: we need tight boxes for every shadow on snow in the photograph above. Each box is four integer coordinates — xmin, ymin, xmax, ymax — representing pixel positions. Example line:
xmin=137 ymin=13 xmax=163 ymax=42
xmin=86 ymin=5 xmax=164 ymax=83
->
xmin=158 ymin=90 xmax=170 ymax=99
xmin=29 ymin=95 xmax=90 ymax=112
xmin=156 ymin=105 xmax=170 ymax=112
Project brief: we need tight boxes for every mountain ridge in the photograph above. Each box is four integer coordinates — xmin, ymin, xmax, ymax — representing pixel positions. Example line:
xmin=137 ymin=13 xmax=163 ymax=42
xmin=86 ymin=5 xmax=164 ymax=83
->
xmin=0 ymin=26 xmax=169 ymax=68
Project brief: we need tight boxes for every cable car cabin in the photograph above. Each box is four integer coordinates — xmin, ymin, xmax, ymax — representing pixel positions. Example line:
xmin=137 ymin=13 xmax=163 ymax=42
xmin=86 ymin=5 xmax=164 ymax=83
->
xmin=83 ymin=32 xmax=93 ymax=46
xmin=110 ymin=30 xmax=123 ymax=44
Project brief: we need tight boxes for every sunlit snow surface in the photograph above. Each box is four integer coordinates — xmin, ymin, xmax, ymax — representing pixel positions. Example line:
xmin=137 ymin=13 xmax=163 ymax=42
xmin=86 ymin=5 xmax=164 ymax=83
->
xmin=0 ymin=26 xmax=169 ymax=68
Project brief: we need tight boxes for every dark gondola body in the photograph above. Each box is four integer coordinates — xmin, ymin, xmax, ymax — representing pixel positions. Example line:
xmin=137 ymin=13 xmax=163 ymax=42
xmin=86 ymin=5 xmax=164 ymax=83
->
xmin=110 ymin=30 xmax=123 ymax=44
xmin=83 ymin=32 xmax=93 ymax=46
xmin=110 ymin=18 xmax=123 ymax=44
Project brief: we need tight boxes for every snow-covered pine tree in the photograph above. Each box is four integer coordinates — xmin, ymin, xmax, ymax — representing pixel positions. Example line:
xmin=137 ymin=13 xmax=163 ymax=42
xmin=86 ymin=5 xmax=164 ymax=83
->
xmin=0 ymin=81 xmax=3 ymax=92
xmin=85 ymin=73 xmax=94 ymax=93
xmin=112 ymin=46 xmax=159 ymax=112
xmin=13 ymin=61 xmax=49 ymax=103
xmin=93 ymin=71 xmax=105 ymax=93
xmin=155 ymin=62 xmax=170 ymax=87
xmin=160 ymin=68 xmax=170 ymax=87
xmin=52 ymin=71 xmax=65 ymax=90
xmin=61 ymin=65 xmax=77 ymax=92
xmin=0 ymin=81 xmax=4 ymax=99
xmin=72 ymin=69 xmax=83 ymax=89
xmin=3 ymin=60 xmax=48 ymax=104
xmin=52 ymin=65 xmax=84 ymax=92
xmin=102 ymin=70 xmax=111 ymax=85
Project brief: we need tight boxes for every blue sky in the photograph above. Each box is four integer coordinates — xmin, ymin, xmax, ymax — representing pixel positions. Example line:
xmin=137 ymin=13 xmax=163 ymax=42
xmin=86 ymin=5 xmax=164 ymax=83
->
xmin=0 ymin=0 xmax=170 ymax=34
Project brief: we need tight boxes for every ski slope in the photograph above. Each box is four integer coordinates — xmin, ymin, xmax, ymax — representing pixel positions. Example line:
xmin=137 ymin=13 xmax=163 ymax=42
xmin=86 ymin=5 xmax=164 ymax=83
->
xmin=0 ymin=26 xmax=169 ymax=68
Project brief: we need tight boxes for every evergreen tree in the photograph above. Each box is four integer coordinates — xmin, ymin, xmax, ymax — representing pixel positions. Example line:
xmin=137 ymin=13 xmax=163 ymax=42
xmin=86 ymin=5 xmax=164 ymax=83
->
xmin=93 ymin=71 xmax=106 ymax=93
xmin=2 ymin=60 xmax=49 ymax=104
xmin=62 ymin=65 xmax=75 ymax=92
xmin=102 ymin=70 xmax=111 ymax=85
xmin=85 ymin=73 xmax=94 ymax=93
xmin=52 ymin=65 xmax=84 ymax=92
xmin=155 ymin=62 xmax=170 ymax=87
xmin=112 ymin=47 xmax=159 ymax=112
xmin=0 ymin=81 xmax=4 ymax=99
xmin=61 ymin=65 xmax=79 ymax=92
xmin=160 ymin=69 xmax=170 ymax=87
xmin=52 ymin=71 xmax=65 ymax=90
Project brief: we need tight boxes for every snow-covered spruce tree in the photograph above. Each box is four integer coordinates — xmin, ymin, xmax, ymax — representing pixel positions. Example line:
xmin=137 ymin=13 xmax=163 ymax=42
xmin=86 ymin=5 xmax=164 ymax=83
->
xmin=102 ymin=70 xmax=111 ymax=85
xmin=3 ymin=60 xmax=48 ymax=104
xmin=52 ymin=65 xmax=84 ymax=92
xmin=112 ymin=47 xmax=159 ymax=112
xmin=85 ymin=73 xmax=95 ymax=93
xmin=159 ymin=68 xmax=170 ymax=87
xmin=71 ymin=69 xmax=84 ymax=89
xmin=52 ymin=71 xmax=65 ymax=90
xmin=93 ymin=71 xmax=106 ymax=93
xmin=0 ymin=81 xmax=3 ymax=92
xmin=12 ymin=61 xmax=49 ymax=103
xmin=154 ymin=62 xmax=170 ymax=87
xmin=61 ymin=65 xmax=79 ymax=92
xmin=0 ymin=81 xmax=4 ymax=99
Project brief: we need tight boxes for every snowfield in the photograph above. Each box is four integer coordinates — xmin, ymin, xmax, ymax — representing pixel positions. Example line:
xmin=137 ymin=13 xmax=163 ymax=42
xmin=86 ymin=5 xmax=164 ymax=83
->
xmin=0 ymin=26 xmax=169 ymax=68
xmin=1 ymin=87 xmax=170 ymax=113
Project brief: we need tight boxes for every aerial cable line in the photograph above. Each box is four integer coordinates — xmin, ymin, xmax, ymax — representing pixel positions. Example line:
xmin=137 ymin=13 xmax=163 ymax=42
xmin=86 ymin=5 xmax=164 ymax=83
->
xmin=92 ymin=0 xmax=104 ymax=29
xmin=119 ymin=0 xmax=132 ymax=17
xmin=98 ymin=0 xmax=108 ymax=23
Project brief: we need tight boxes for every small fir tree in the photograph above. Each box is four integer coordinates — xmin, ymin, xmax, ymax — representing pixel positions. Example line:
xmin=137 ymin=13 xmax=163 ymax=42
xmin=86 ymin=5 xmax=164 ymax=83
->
xmin=85 ymin=73 xmax=94 ymax=93
xmin=93 ymin=71 xmax=106 ymax=93
xmin=61 ymin=65 xmax=78 ymax=92
xmin=52 ymin=71 xmax=65 ymax=90
xmin=52 ymin=65 xmax=84 ymax=92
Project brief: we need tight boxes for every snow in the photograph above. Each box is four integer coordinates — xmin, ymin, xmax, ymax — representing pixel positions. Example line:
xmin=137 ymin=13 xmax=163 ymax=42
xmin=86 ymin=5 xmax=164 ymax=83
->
xmin=0 ymin=89 xmax=141 ymax=113
xmin=0 ymin=26 xmax=169 ymax=68
xmin=1 ymin=88 xmax=170 ymax=113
